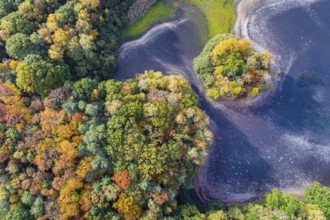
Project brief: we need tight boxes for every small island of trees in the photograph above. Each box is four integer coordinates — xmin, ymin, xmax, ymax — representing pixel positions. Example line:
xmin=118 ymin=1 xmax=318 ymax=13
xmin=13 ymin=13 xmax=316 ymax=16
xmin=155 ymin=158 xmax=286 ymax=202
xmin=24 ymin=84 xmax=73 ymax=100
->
xmin=194 ymin=34 xmax=273 ymax=100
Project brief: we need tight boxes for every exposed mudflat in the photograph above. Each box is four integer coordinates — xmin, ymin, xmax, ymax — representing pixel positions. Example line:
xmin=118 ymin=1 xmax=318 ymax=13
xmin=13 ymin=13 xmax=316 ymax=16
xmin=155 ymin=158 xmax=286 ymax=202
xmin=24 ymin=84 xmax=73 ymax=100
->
xmin=114 ymin=1 xmax=330 ymax=203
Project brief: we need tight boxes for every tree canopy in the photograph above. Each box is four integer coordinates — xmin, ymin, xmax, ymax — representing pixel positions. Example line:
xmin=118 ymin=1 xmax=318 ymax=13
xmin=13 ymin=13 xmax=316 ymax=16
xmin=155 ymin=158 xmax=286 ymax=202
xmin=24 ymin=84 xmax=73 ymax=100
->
xmin=0 ymin=70 xmax=212 ymax=219
xmin=2 ymin=64 xmax=327 ymax=219
xmin=194 ymin=34 xmax=272 ymax=100
xmin=0 ymin=1 xmax=328 ymax=220
xmin=0 ymin=0 xmax=134 ymax=97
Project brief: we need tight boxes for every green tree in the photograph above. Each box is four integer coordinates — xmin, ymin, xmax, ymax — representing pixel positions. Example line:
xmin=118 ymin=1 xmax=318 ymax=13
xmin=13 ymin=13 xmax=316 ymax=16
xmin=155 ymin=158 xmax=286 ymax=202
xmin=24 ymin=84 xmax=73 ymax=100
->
xmin=5 ymin=33 xmax=31 ymax=59
xmin=16 ymin=60 xmax=35 ymax=93
xmin=5 ymin=127 xmax=20 ymax=140
xmin=16 ymin=54 xmax=70 ymax=96
xmin=4 ymin=208 xmax=33 ymax=220
xmin=0 ymin=199 xmax=10 ymax=212
xmin=180 ymin=204 xmax=204 ymax=220
xmin=30 ymin=196 xmax=44 ymax=218
xmin=0 ymin=0 xmax=17 ymax=18
xmin=0 ymin=11 xmax=37 ymax=39
xmin=72 ymin=78 xmax=98 ymax=100
xmin=21 ymin=191 xmax=34 ymax=206
xmin=55 ymin=1 xmax=76 ymax=25
xmin=245 ymin=204 xmax=286 ymax=220
xmin=85 ymin=103 xmax=99 ymax=117
xmin=303 ymin=182 xmax=330 ymax=218
xmin=62 ymin=100 xmax=77 ymax=116
xmin=265 ymin=189 xmax=300 ymax=216
xmin=29 ymin=32 xmax=47 ymax=56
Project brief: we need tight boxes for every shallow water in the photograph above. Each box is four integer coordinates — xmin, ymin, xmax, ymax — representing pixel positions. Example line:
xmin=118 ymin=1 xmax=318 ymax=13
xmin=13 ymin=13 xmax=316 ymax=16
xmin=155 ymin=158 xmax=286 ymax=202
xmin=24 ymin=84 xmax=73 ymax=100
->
xmin=114 ymin=1 xmax=330 ymax=202
xmin=114 ymin=7 xmax=207 ymax=85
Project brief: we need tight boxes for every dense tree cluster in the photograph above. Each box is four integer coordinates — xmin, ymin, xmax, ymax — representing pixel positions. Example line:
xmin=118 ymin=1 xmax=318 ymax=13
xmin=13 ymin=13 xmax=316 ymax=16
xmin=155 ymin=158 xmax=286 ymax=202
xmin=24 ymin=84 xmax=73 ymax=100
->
xmin=0 ymin=70 xmax=212 ymax=219
xmin=178 ymin=184 xmax=329 ymax=220
xmin=194 ymin=34 xmax=272 ymax=100
xmin=0 ymin=2 xmax=329 ymax=220
xmin=0 ymin=0 xmax=134 ymax=96
xmin=3 ymin=65 xmax=327 ymax=220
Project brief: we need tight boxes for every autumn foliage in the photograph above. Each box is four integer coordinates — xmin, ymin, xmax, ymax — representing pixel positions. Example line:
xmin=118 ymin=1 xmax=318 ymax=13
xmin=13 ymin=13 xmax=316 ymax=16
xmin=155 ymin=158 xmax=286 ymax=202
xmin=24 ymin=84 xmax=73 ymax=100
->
xmin=0 ymin=70 xmax=212 ymax=219
xmin=194 ymin=34 xmax=273 ymax=99
xmin=112 ymin=170 xmax=131 ymax=190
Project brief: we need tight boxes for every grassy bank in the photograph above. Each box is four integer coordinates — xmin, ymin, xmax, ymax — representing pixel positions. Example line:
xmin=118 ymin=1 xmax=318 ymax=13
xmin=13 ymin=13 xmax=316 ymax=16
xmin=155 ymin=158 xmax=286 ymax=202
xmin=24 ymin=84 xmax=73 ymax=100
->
xmin=121 ymin=0 xmax=235 ymax=40
xmin=188 ymin=0 xmax=235 ymax=38
xmin=121 ymin=1 xmax=175 ymax=38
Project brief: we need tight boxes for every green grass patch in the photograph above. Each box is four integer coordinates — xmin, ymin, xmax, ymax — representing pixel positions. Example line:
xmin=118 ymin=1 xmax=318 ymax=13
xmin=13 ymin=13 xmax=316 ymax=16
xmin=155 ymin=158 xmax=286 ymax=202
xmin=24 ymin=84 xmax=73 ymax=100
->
xmin=121 ymin=0 xmax=235 ymax=40
xmin=188 ymin=0 xmax=235 ymax=38
xmin=121 ymin=1 xmax=175 ymax=38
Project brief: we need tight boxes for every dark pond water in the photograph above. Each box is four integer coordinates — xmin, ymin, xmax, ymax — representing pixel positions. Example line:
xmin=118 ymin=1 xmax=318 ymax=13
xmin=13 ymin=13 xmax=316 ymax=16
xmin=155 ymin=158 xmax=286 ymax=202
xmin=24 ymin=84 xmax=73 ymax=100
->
xmin=114 ymin=1 xmax=330 ymax=202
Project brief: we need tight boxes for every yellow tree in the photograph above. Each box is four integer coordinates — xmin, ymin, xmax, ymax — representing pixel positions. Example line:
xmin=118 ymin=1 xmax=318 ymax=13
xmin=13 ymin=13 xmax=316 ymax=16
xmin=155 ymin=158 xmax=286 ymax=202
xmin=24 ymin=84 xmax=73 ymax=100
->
xmin=79 ymin=0 xmax=100 ymax=10
xmin=46 ymin=14 xmax=58 ymax=32
xmin=113 ymin=193 xmax=142 ymax=220
xmin=49 ymin=28 xmax=70 ymax=60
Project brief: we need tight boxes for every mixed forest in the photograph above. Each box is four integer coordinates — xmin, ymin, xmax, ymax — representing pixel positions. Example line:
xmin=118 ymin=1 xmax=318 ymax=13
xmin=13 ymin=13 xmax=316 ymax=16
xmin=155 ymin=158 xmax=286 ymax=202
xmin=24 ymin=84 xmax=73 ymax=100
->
xmin=0 ymin=0 xmax=329 ymax=219
xmin=194 ymin=34 xmax=272 ymax=100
